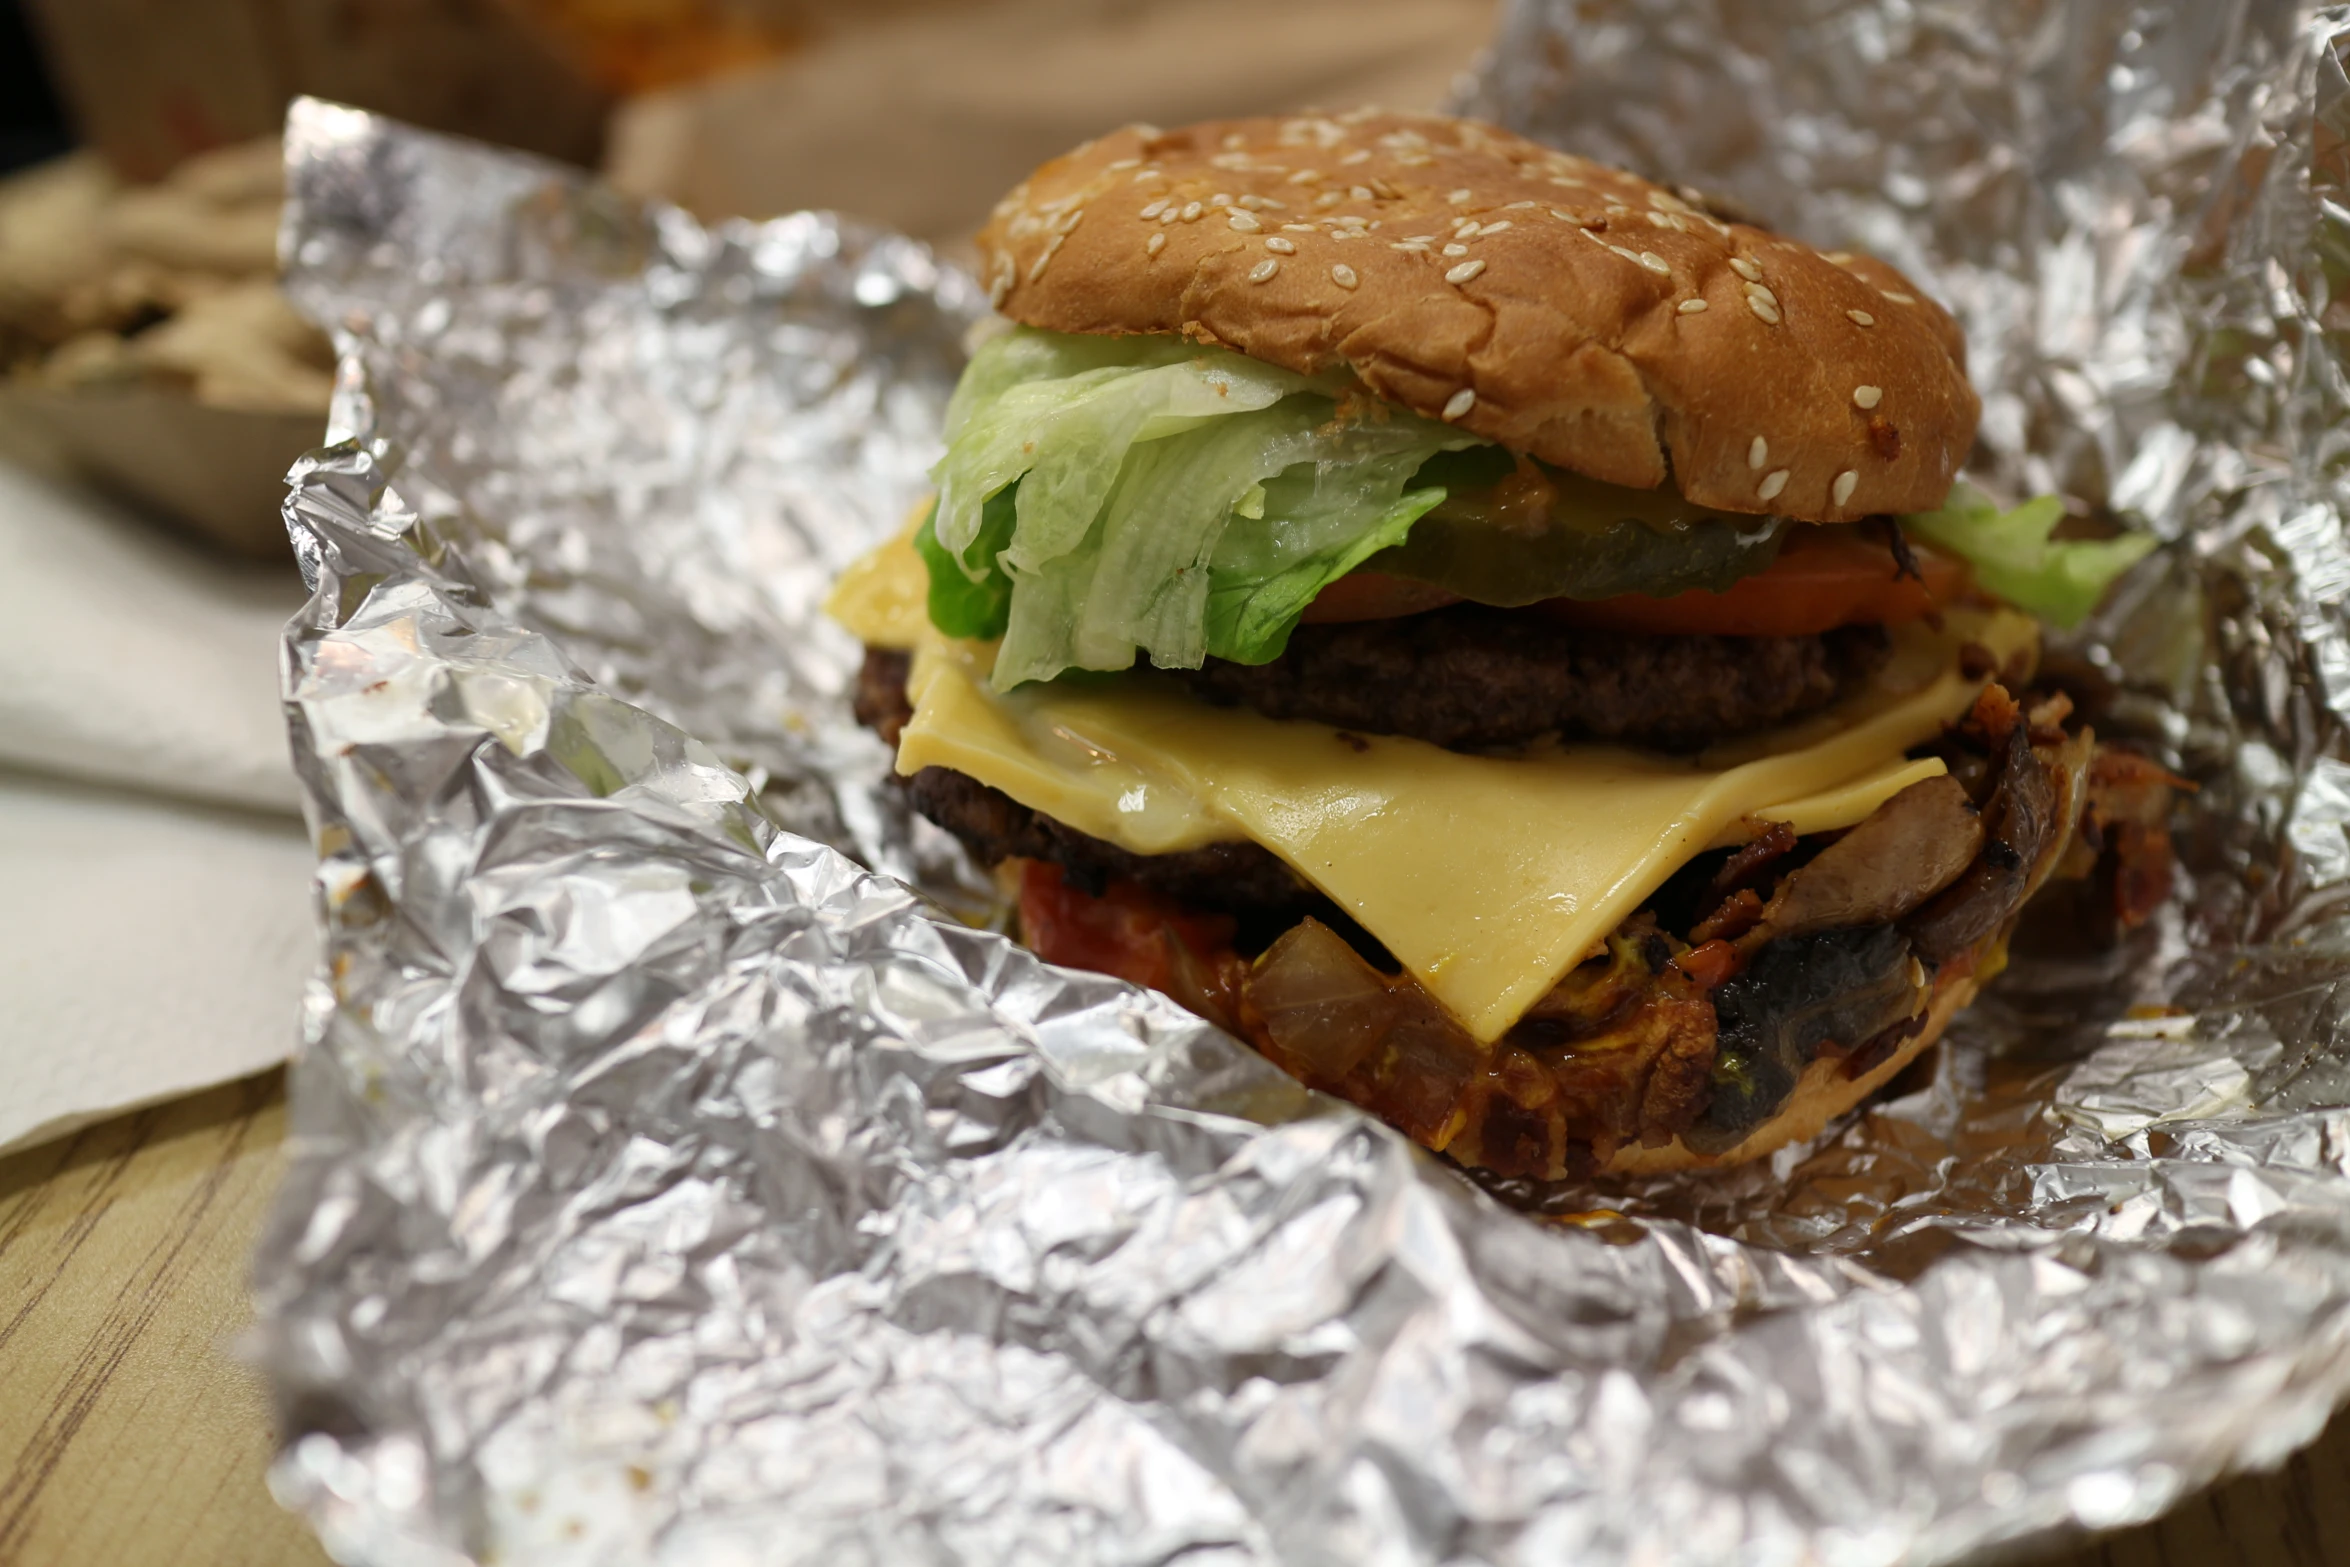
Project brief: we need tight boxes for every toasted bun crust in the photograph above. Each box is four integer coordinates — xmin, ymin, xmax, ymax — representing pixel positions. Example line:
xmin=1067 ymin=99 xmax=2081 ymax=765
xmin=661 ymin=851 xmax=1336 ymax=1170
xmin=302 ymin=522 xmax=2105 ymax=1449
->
xmin=978 ymin=111 xmax=1978 ymax=522
xmin=1600 ymin=970 xmax=1979 ymax=1176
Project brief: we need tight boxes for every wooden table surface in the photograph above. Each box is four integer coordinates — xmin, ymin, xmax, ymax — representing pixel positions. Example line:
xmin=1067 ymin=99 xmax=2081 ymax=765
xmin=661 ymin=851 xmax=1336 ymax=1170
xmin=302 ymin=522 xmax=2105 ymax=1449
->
xmin=3 ymin=1071 xmax=2347 ymax=1567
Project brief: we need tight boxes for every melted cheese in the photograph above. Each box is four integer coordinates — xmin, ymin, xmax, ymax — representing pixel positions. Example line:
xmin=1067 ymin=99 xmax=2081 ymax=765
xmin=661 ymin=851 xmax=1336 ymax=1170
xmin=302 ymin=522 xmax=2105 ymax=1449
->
xmin=827 ymin=526 xmax=932 ymax=648
xmin=830 ymin=532 xmax=2037 ymax=1042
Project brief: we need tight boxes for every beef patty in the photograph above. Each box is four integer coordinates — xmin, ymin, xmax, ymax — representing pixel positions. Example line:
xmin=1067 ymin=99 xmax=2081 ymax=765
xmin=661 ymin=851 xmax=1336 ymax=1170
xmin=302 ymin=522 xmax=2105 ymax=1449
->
xmin=1173 ymin=608 xmax=1891 ymax=752
xmin=855 ymin=647 xmax=1318 ymax=916
xmin=855 ymin=610 xmax=1890 ymax=910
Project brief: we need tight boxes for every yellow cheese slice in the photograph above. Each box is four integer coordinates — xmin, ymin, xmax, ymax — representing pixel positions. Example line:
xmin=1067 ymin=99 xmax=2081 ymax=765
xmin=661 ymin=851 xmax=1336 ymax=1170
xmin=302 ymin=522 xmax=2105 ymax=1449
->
xmin=830 ymin=533 xmax=2037 ymax=1041
xmin=902 ymin=634 xmax=1233 ymax=855
xmin=826 ymin=525 xmax=932 ymax=649
xmin=1721 ymin=754 xmax=1951 ymax=847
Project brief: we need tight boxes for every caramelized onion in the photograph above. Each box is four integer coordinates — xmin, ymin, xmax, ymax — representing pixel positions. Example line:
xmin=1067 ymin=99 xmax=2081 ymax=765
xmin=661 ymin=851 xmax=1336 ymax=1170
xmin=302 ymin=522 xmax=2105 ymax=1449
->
xmin=1245 ymin=919 xmax=1405 ymax=1082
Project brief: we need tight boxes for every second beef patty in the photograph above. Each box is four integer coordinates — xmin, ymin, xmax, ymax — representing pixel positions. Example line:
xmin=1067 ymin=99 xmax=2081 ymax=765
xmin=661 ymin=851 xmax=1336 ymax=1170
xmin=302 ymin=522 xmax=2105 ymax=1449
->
xmin=1174 ymin=607 xmax=1891 ymax=752
xmin=855 ymin=604 xmax=1894 ymax=918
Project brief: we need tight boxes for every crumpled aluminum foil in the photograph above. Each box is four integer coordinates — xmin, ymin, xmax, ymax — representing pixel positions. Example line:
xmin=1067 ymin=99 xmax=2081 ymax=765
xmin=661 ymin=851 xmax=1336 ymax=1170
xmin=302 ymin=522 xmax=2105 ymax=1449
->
xmin=250 ymin=0 xmax=2350 ymax=1553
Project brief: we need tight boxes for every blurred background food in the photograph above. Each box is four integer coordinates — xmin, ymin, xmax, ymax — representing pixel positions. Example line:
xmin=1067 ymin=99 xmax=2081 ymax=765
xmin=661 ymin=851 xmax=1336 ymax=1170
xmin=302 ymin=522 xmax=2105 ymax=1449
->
xmin=0 ymin=138 xmax=329 ymax=412
xmin=0 ymin=0 xmax=1494 ymax=555
xmin=0 ymin=135 xmax=331 ymax=553
xmin=19 ymin=0 xmax=613 ymax=177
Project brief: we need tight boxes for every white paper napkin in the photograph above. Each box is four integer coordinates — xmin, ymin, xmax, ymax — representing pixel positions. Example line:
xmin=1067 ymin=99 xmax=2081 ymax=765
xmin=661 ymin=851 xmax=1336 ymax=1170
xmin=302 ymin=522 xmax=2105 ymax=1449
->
xmin=0 ymin=459 xmax=312 ymax=1155
xmin=0 ymin=770 xmax=314 ymax=1152
xmin=0 ymin=460 xmax=302 ymax=812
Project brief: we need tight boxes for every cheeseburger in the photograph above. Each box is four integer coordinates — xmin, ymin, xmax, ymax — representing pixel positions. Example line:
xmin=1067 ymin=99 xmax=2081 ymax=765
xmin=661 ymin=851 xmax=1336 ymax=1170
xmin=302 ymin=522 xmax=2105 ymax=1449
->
xmin=829 ymin=111 xmax=2172 ymax=1179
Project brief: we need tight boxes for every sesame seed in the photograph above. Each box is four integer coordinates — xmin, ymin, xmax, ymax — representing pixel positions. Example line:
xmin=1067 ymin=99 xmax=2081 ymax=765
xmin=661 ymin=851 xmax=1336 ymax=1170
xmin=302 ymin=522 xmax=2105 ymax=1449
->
xmin=1027 ymin=232 xmax=1065 ymax=281
xmin=1106 ymin=158 xmax=1140 ymax=172
xmin=1822 ymin=250 xmax=1853 ymax=264
xmin=1745 ymin=288 xmax=1782 ymax=325
xmin=1140 ymin=199 xmax=1168 ymax=219
xmin=1443 ymin=388 xmax=1477 ymax=420
xmin=1146 ymin=231 xmax=1166 ymax=256
xmin=1443 ymin=242 xmax=1470 ymax=257
xmin=1748 ymin=436 xmax=1768 ymax=470
xmin=1248 ymin=258 xmax=1280 ymax=282
xmin=1758 ymin=468 xmax=1790 ymax=501
xmin=1637 ymin=251 xmax=1671 ymax=274
xmin=1729 ymin=256 xmax=1763 ymax=282
xmin=1447 ymin=258 xmax=1487 ymax=284
xmin=1265 ymin=236 xmax=1297 ymax=254
xmin=1350 ymin=185 xmax=1375 ymax=200
xmin=1882 ymin=290 xmax=1916 ymax=304
xmin=1852 ymin=385 xmax=1883 ymax=409
xmin=1340 ymin=149 xmax=1372 ymax=165
xmin=988 ymin=255 xmax=1014 ymax=307
xmin=1212 ymin=193 xmax=1233 ymax=207
xmin=1238 ymin=194 xmax=1273 ymax=210
xmin=1160 ymin=208 xmax=1180 ymax=225
xmin=1180 ymin=201 xmax=1204 ymax=222
xmin=1678 ymin=297 xmax=1708 ymax=314
xmin=1331 ymin=263 xmax=1359 ymax=289
xmin=1550 ymin=209 xmax=1576 ymax=222
xmin=1607 ymin=243 xmax=1643 ymax=264
xmin=1846 ymin=309 xmax=1876 ymax=327
xmin=1832 ymin=470 xmax=1859 ymax=506
xmin=1315 ymin=191 xmax=1343 ymax=208
xmin=1482 ymin=219 xmax=1513 ymax=234
xmin=1448 ymin=188 xmax=1474 ymax=205
xmin=1132 ymin=169 xmax=1165 ymax=184
xmin=1228 ymin=211 xmax=1262 ymax=232
xmin=1455 ymin=218 xmax=1479 ymax=235
xmin=1288 ymin=168 xmax=1322 ymax=184
xmin=1746 ymin=282 xmax=1780 ymax=309
xmin=1282 ymin=222 xmax=1315 ymax=233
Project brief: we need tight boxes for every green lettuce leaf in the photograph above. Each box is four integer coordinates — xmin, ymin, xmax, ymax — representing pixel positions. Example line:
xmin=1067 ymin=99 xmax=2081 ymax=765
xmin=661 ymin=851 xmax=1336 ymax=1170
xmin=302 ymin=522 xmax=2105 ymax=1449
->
xmin=1901 ymin=484 xmax=2157 ymax=629
xmin=913 ymin=490 xmax=1015 ymax=640
xmin=928 ymin=326 xmax=1476 ymax=688
xmin=1204 ymin=454 xmax=1451 ymax=663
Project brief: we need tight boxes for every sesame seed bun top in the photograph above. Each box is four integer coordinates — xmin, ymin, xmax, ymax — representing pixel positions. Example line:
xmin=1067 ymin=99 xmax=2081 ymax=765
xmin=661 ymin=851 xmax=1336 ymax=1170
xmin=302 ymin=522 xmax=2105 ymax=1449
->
xmin=976 ymin=111 xmax=1979 ymax=524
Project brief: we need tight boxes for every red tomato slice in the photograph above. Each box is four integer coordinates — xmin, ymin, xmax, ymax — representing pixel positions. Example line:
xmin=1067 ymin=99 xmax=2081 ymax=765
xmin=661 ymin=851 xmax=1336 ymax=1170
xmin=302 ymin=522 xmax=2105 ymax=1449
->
xmin=1016 ymin=859 xmax=1236 ymax=997
xmin=1299 ymin=571 xmax=1465 ymax=623
xmin=1545 ymin=527 xmax=1970 ymax=637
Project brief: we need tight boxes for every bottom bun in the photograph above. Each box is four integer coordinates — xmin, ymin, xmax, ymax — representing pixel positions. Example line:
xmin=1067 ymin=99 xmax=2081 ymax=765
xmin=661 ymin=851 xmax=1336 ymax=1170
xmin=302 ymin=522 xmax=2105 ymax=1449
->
xmin=1599 ymin=971 xmax=1982 ymax=1176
